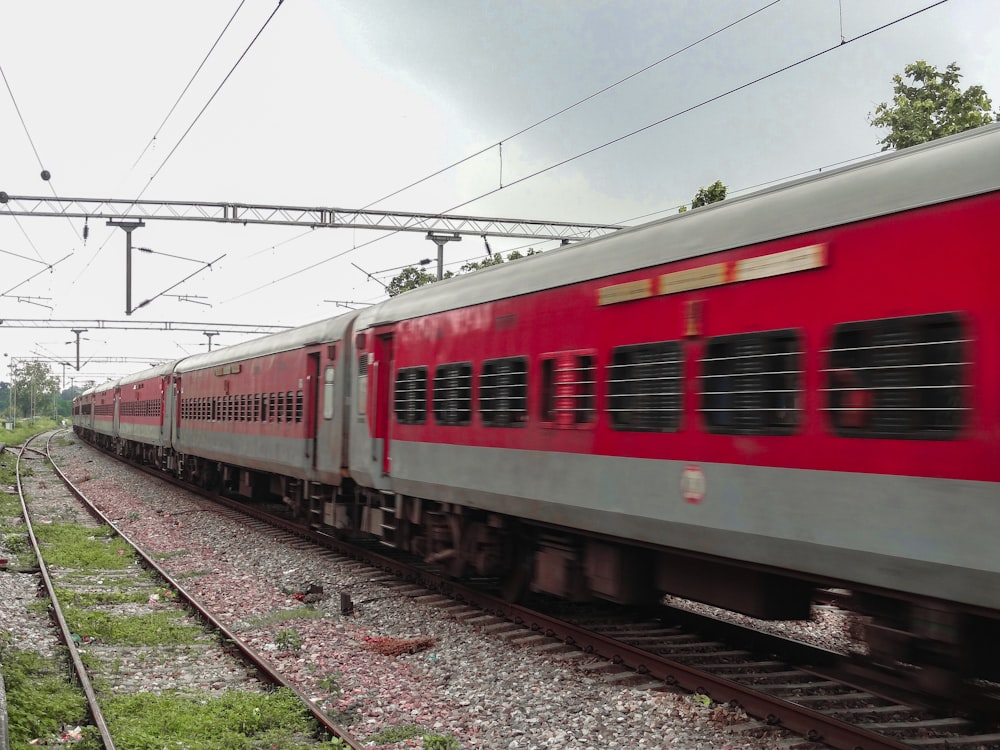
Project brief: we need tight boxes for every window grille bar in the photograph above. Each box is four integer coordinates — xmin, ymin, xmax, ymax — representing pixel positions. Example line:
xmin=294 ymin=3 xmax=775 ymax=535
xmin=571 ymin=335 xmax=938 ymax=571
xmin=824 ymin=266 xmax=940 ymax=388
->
xmin=821 ymin=338 xmax=971 ymax=355
xmin=821 ymin=361 xmax=969 ymax=373
xmin=823 ymin=406 xmax=972 ymax=412
xmin=701 ymin=350 xmax=804 ymax=364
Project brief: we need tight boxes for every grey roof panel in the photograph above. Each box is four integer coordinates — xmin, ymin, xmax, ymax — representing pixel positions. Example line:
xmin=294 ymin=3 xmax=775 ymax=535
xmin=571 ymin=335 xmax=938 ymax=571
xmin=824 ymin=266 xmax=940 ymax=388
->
xmin=175 ymin=312 xmax=358 ymax=374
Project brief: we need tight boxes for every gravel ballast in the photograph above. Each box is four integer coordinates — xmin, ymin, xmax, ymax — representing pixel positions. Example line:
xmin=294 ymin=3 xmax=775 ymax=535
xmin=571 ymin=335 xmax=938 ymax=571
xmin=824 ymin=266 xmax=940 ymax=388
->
xmin=0 ymin=435 xmax=859 ymax=749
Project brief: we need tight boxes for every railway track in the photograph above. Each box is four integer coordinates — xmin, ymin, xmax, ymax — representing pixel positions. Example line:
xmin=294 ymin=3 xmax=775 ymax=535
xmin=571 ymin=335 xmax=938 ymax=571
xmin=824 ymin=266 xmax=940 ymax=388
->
xmin=162 ymin=482 xmax=1000 ymax=750
xmin=3 ymin=431 xmax=365 ymax=749
xmin=31 ymin=433 xmax=1000 ymax=750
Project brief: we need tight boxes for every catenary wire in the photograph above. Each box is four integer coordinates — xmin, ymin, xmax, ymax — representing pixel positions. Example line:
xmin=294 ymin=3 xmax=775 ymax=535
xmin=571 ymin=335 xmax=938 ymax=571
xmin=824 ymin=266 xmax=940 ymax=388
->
xmin=138 ymin=0 xmax=285 ymax=198
xmin=131 ymin=1 xmax=249 ymax=169
xmin=74 ymin=0 xmax=285 ymax=284
xmin=0 ymin=62 xmax=82 ymax=259
xmin=360 ymin=0 xmax=783 ymax=210
xmin=222 ymin=0 xmax=949 ymax=304
xmin=434 ymin=0 xmax=948 ymax=218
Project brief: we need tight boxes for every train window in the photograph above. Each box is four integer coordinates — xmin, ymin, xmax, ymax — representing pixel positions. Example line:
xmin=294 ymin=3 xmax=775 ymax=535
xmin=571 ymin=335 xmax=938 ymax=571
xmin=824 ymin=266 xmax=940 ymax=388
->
xmin=541 ymin=352 xmax=596 ymax=428
xmin=211 ymin=398 xmax=217 ymax=422
xmin=701 ymin=330 xmax=802 ymax=435
xmin=295 ymin=391 xmax=303 ymax=423
xmin=394 ymin=367 xmax=428 ymax=425
xmin=480 ymin=357 xmax=528 ymax=427
xmin=268 ymin=393 xmax=276 ymax=422
xmin=286 ymin=391 xmax=294 ymax=423
xmin=433 ymin=362 xmax=472 ymax=426
xmin=277 ymin=392 xmax=284 ymax=422
xmin=608 ymin=341 xmax=683 ymax=432
xmin=824 ymin=312 xmax=968 ymax=439
xmin=322 ymin=366 xmax=336 ymax=420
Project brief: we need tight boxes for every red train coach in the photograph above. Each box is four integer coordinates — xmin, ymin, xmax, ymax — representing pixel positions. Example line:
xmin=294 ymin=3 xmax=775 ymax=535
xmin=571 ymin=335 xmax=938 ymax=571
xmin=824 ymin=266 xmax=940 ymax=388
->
xmin=115 ymin=362 xmax=175 ymax=467
xmin=171 ymin=314 xmax=357 ymax=516
xmin=344 ymin=123 xmax=1000 ymax=689
xmin=72 ymin=386 xmax=96 ymax=433
xmin=70 ymin=123 xmax=1000 ymax=696
xmin=87 ymin=378 xmax=120 ymax=450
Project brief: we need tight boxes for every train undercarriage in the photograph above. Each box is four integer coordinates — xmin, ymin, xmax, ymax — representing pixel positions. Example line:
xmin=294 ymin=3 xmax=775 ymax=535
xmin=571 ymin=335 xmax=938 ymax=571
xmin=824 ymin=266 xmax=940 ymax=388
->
xmin=82 ymin=428 xmax=1000 ymax=704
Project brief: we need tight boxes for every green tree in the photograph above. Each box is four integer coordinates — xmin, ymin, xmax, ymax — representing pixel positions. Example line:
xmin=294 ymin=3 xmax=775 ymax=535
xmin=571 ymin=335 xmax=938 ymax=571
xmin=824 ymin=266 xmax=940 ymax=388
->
xmin=387 ymin=266 xmax=445 ymax=297
xmin=386 ymin=249 xmax=540 ymax=297
xmin=869 ymin=60 xmax=994 ymax=151
xmin=9 ymin=361 xmax=60 ymax=419
xmin=458 ymin=248 xmax=538 ymax=274
xmin=679 ymin=180 xmax=727 ymax=213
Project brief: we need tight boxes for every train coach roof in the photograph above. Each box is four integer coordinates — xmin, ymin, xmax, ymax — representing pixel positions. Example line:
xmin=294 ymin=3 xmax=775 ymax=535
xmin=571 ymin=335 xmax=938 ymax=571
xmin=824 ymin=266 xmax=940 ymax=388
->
xmin=174 ymin=311 xmax=358 ymax=374
xmin=355 ymin=123 xmax=1000 ymax=327
xmin=117 ymin=360 xmax=180 ymax=386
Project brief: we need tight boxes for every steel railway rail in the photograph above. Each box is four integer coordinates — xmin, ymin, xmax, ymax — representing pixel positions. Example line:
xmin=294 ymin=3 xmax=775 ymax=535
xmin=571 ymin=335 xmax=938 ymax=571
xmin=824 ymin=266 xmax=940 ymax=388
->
xmin=7 ymin=431 xmax=366 ymax=750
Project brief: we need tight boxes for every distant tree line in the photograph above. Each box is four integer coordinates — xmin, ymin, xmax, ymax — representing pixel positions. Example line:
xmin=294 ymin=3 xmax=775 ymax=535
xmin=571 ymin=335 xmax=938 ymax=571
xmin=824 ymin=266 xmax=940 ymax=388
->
xmin=1 ymin=361 xmax=81 ymax=422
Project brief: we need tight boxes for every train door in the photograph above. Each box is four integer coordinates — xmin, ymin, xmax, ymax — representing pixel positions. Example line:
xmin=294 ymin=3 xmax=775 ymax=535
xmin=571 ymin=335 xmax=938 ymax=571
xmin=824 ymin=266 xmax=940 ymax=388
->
xmin=373 ymin=333 xmax=394 ymax=476
xmin=159 ymin=375 xmax=168 ymax=444
xmin=172 ymin=376 xmax=181 ymax=441
xmin=113 ymin=385 xmax=121 ymax=436
xmin=307 ymin=351 xmax=320 ymax=467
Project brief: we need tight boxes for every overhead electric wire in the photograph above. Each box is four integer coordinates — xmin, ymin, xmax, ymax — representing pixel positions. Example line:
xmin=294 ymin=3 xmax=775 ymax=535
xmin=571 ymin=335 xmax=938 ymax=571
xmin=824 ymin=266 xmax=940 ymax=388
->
xmin=75 ymin=0 xmax=285 ymax=284
xmin=131 ymin=0 xmax=248 ymax=169
xmin=0 ymin=62 xmax=48 ymax=202
xmin=223 ymin=0 xmax=949 ymax=305
xmin=614 ymin=149 xmax=883 ymax=225
xmin=138 ymin=0 xmax=285 ymax=197
xmin=436 ymin=0 xmax=950 ymax=218
xmin=0 ymin=61 xmax=81 ymax=258
xmin=0 ymin=245 xmax=53 ymax=265
xmin=361 ymin=0 xmax=783 ymax=210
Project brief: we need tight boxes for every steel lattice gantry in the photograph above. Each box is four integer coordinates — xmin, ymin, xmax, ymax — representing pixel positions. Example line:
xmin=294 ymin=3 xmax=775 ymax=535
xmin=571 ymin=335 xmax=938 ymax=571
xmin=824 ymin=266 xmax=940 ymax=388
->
xmin=0 ymin=194 xmax=624 ymax=241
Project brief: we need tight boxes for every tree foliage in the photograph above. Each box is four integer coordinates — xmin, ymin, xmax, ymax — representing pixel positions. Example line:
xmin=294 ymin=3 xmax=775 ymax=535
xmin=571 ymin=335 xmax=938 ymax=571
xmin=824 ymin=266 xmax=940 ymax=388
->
xmin=869 ymin=60 xmax=994 ymax=151
xmin=8 ymin=360 xmax=60 ymax=418
xmin=678 ymin=180 xmax=727 ymax=213
xmin=386 ymin=249 xmax=540 ymax=297
xmin=386 ymin=266 xmax=442 ymax=297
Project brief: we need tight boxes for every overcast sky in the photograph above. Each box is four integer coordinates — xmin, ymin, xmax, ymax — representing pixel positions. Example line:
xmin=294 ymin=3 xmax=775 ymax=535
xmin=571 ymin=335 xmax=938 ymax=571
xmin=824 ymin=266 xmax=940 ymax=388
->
xmin=1 ymin=0 xmax=997 ymax=388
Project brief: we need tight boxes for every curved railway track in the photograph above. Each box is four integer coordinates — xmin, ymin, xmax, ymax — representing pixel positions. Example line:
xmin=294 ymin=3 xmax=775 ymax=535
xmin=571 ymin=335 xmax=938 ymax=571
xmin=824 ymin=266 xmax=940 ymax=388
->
xmin=5 ymin=431 xmax=365 ymax=750
xmin=32 ymin=432 xmax=1000 ymax=750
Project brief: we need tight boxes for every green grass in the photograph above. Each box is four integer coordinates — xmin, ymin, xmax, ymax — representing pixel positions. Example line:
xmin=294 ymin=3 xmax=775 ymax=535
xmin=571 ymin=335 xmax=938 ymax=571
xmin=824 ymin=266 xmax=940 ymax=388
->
xmin=0 ymin=492 xmax=21 ymax=517
xmin=101 ymin=688 xmax=324 ymax=750
xmin=0 ymin=452 xmax=18 ymax=486
xmin=32 ymin=523 xmax=138 ymax=569
xmin=63 ymin=607 xmax=205 ymax=646
xmin=0 ymin=417 xmax=62 ymax=449
xmin=55 ymin=587 xmax=154 ymax=607
xmin=245 ymin=605 xmax=326 ymax=628
xmin=366 ymin=724 xmax=461 ymax=748
xmin=0 ymin=636 xmax=98 ymax=750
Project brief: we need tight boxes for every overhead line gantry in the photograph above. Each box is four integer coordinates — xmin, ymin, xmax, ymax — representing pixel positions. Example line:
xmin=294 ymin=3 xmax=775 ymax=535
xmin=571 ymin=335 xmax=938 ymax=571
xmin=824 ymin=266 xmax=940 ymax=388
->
xmin=0 ymin=193 xmax=623 ymax=241
xmin=0 ymin=192 xmax=624 ymax=315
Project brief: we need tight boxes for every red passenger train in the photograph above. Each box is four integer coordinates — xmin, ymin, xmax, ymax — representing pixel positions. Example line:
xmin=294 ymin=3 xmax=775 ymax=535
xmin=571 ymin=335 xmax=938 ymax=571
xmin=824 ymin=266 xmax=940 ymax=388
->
xmin=75 ymin=123 xmax=1000 ymax=696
